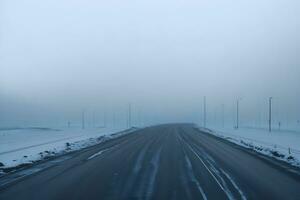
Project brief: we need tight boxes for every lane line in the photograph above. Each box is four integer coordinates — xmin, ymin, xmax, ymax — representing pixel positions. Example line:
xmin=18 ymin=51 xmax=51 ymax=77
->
xmin=221 ymin=169 xmax=247 ymax=200
xmin=86 ymin=134 xmax=143 ymax=161
xmin=175 ymin=131 xmax=208 ymax=200
xmin=0 ymin=132 xmax=142 ymax=189
xmin=184 ymin=154 xmax=208 ymax=200
xmin=177 ymin=134 xmax=228 ymax=195
xmin=185 ymin=129 xmax=248 ymax=200
xmin=87 ymin=148 xmax=111 ymax=160
xmin=207 ymin=163 xmax=235 ymax=199
xmin=185 ymin=135 xmax=235 ymax=199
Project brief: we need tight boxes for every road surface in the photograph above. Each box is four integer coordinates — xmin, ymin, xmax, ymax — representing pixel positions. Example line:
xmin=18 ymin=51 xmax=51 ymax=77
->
xmin=1 ymin=124 xmax=300 ymax=200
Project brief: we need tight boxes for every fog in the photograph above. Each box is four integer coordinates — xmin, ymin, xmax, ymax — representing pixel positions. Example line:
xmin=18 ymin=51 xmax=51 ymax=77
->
xmin=1 ymin=0 xmax=300 ymax=129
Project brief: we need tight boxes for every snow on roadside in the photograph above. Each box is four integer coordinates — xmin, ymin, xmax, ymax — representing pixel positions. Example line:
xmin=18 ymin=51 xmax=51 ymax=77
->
xmin=0 ymin=127 xmax=136 ymax=173
xmin=196 ymin=126 xmax=300 ymax=167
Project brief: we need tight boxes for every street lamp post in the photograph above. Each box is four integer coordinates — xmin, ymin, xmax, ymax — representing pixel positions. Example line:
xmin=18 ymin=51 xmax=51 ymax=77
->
xmin=203 ymin=96 xmax=206 ymax=128
xmin=236 ymin=98 xmax=242 ymax=129
xmin=269 ymin=97 xmax=273 ymax=132
xmin=128 ymin=103 xmax=132 ymax=128
xmin=236 ymin=100 xmax=239 ymax=129
xmin=222 ymin=104 xmax=225 ymax=128
xmin=82 ymin=110 xmax=85 ymax=129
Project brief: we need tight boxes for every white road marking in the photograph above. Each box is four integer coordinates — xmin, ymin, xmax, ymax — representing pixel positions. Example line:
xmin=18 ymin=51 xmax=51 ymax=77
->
xmin=184 ymin=155 xmax=208 ymax=200
xmin=221 ymin=170 xmax=247 ymax=200
xmin=179 ymin=132 xmax=248 ymax=200
xmin=87 ymin=145 xmax=120 ymax=160
xmin=87 ymin=150 xmax=106 ymax=160
xmin=178 ymin=134 xmax=233 ymax=199
xmin=188 ymin=134 xmax=247 ymax=200
xmin=208 ymin=164 xmax=235 ymax=199
xmin=87 ymin=136 xmax=139 ymax=161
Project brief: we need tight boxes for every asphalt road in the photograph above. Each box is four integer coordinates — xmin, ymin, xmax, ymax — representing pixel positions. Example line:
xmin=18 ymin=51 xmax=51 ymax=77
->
xmin=1 ymin=124 xmax=300 ymax=200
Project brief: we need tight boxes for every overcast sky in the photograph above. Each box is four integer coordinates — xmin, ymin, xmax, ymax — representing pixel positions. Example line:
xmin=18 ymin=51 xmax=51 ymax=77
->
xmin=1 ymin=0 xmax=300 ymax=127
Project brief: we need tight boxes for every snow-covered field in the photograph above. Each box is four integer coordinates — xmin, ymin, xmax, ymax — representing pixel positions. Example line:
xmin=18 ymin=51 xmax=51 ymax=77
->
xmin=198 ymin=126 xmax=300 ymax=167
xmin=0 ymin=127 xmax=131 ymax=171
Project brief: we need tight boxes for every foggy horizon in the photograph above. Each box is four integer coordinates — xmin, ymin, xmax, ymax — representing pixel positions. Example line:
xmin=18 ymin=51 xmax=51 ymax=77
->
xmin=1 ymin=0 xmax=300 ymax=128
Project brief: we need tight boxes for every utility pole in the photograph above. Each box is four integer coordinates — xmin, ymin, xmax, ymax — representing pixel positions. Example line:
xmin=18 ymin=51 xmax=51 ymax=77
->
xmin=128 ymin=103 xmax=132 ymax=128
xmin=214 ymin=109 xmax=217 ymax=127
xmin=126 ymin=113 xmax=129 ymax=128
xmin=222 ymin=104 xmax=225 ymax=128
xmin=81 ymin=111 xmax=85 ymax=129
xmin=258 ymin=108 xmax=262 ymax=128
xmin=203 ymin=96 xmax=206 ymax=128
xmin=236 ymin=99 xmax=240 ymax=129
xmin=269 ymin=97 xmax=272 ymax=132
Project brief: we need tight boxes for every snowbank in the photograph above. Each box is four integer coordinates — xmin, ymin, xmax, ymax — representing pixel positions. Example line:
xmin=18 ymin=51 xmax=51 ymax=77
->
xmin=197 ymin=126 xmax=300 ymax=167
xmin=0 ymin=127 xmax=134 ymax=172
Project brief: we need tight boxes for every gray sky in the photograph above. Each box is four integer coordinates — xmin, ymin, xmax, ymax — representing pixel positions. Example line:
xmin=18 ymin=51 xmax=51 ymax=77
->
xmin=1 ymin=0 xmax=300 ymax=127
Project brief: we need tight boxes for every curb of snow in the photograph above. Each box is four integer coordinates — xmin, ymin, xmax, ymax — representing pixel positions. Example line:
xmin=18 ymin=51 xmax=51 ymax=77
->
xmin=195 ymin=127 xmax=300 ymax=168
xmin=0 ymin=128 xmax=138 ymax=175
